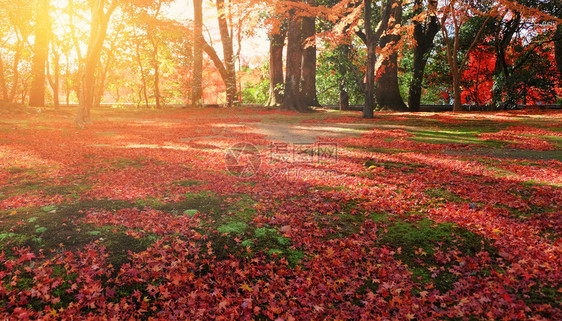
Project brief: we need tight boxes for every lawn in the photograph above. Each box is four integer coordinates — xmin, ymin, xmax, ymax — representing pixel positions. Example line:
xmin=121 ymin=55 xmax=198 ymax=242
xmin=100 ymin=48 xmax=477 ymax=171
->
xmin=0 ymin=106 xmax=561 ymax=319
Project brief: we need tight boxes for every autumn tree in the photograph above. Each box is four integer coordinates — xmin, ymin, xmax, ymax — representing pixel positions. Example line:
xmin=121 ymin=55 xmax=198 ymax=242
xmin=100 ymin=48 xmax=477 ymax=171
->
xmin=29 ymin=0 xmax=51 ymax=107
xmin=489 ymin=1 xmax=562 ymax=107
xmin=216 ymin=0 xmax=236 ymax=107
xmin=0 ymin=0 xmax=34 ymax=104
xmin=75 ymin=0 xmax=118 ymax=125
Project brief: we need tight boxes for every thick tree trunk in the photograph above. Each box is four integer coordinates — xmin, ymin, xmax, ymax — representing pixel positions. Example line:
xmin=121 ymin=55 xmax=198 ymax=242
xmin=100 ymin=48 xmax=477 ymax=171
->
xmin=375 ymin=0 xmax=407 ymax=111
xmin=216 ymin=0 xmax=236 ymax=107
xmin=301 ymin=13 xmax=320 ymax=107
xmin=29 ymin=0 xmax=51 ymax=107
xmin=282 ymin=14 xmax=307 ymax=112
xmin=192 ymin=0 xmax=203 ymax=107
xmin=266 ymin=31 xmax=285 ymax=107
xmin=408 ymin=0 xmax=439 ymax=112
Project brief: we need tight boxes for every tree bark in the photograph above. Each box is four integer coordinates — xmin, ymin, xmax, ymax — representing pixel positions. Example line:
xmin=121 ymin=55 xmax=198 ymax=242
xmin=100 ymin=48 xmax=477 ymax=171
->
xmin=0 ymin=55 xmax=7 ymax=101
xmin=192 ymin=0 xmax=203 ymax=107
xmin=266 ymin=30 xmax=286 ymax=107
xmin=216 ymin=0 xmax=236 ymax=107
xmin=29 ymin=0 xmax=51 ymax=107
xmin=408 ymin=0 xmax=440 ymax=112
xmin=301 ymin=12 xmax=320 ymax=107
xmin=375 ymin=0 xmax=407 ymax=111
xmin=75 ymin=0 xmax=117 ymax=125
xmin=282 ymin=14 xmax=307 ymax=112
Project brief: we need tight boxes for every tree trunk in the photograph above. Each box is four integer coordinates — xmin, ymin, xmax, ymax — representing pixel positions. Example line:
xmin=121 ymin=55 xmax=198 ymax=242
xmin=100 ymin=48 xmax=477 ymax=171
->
xmin=361 ymin=0 xmax=392 ymax=118
xmin=75 ymin=0 xmax=117 ymax=125
xmin=266 ymin=30 xmax=286 ymax=107
xmin=553 ymin=24 xmax=562 ymax=85
xmin=147 ymin=34 xmax=161 ymax=108
xmin=339 ymin=86 xmax=349 ymax=111
xmin=282 ymin=14 xmax=307 ymax=112
xmin=94 ymin=55 xmax=110 ymax=108
xmin=153 ymin=44 xmax=160 ymax=108
xmin=46 ymin=48 xmax=60 ymax=108
xmin=135 ymin=42 xmax=149 ymax=108
xmin=216 ymin=0 xmax=236 ymax=107
xmin=65 ymin=53 xmax=71 ymax=106
xmin=408 ymin=0 xmax=439 ymax=112
xmin=29 ymin=0 xmax=51 ymax=107
xmin=301 ymin=12 xmax=320 ymax=107
xmin=375 ymin=0 xmax=407 ymax=111
xmin=192 ymin=0 xmax=203 ymax=107
xmin=0 ymin=55 xmax=7 ymax=101
xmin=9 ymin=40 xmax=22 ymax=103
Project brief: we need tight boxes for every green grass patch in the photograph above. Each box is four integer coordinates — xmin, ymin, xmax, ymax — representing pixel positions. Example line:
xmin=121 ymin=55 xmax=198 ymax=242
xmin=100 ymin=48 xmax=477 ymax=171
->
xmin=424 ymin=188 xmax=467 ymax=203
xmin=379 ymin=218 xmax=497 ymax=292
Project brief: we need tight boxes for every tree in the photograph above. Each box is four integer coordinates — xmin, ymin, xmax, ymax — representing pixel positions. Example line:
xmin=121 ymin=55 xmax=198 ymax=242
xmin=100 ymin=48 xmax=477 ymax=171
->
xmin=29 ymin=0 xmax=51 ymax=107
xmin=266 ymin=26 xmax=286 ymax=107
xmin=438 ymin=0 xmax=492 ymax=111
xmin=75 ymin=0 xmax=118 ymax=125
xmin=282 ymin=9 xmax=307 ymax=111
xmin=408 ymin=0 xmax=440 ymax=112
xmin=192 ymin=0 xmax=203 ymax=107
xmin=216 ymin=0 xmax=236 ymax=107
xmin=356 ymin=0 xmax=392 ymax=118
xmin=46 ymin=41 xmax=61 ymax=108
xmin=301 ymin=0 xmax=320 ymax=107
xmin=554 ymin=24 xmax=562 ymax=83
xmin=0 ymin=0 xmax=34 ymax=104
xmin=374 ymin=0 xmax=408 ymax=111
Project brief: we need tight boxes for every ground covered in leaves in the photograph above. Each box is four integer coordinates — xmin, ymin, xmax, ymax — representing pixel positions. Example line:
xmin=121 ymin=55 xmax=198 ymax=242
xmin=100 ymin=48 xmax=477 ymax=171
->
xmin=0 ymin=106 xmax=561 ymax=320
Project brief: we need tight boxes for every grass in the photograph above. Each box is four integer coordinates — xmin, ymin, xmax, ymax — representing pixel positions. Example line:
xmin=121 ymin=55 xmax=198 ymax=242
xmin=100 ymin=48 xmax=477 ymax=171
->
xmin=0 ymin=199 xmax=155 ymax=268
xmin=379 ymin=218 xmax=497 ymax=292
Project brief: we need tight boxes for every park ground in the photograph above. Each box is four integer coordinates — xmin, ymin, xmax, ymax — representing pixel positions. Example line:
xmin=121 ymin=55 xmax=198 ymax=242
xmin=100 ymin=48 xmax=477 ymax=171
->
xmin=0 ymin=105 xmax=561 ymax=319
